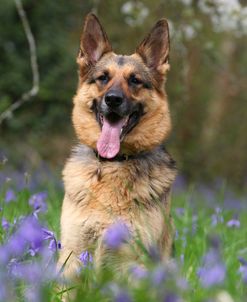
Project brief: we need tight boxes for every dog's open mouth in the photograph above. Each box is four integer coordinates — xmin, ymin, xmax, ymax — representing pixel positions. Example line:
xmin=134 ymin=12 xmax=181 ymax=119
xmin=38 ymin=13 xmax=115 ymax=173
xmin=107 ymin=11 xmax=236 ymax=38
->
xmin=95 ymin=109 xmax=142 ymax=159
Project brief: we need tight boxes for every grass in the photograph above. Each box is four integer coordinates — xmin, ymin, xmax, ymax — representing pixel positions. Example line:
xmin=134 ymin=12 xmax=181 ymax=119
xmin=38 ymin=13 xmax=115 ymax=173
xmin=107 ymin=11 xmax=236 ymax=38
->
xmin=0 ymin=168 xmax=246 ymax=302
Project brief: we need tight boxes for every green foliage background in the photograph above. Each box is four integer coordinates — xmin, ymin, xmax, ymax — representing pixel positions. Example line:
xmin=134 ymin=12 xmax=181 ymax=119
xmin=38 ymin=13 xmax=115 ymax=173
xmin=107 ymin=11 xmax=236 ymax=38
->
xmin=0 ymin=0 xmax=247 ymax=188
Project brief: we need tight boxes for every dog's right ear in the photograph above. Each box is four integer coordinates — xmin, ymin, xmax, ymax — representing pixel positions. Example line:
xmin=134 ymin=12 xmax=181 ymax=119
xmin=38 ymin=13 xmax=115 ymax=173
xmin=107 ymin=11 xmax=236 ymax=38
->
xmin=77 ymin=13 xmax=112 ymax=67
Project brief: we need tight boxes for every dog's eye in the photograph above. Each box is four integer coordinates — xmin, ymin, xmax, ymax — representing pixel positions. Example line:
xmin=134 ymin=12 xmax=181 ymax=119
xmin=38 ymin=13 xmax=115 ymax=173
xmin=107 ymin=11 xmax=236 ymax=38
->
xmin=97 ymin=73 xmax=109 ymax=84
xmin=129 ymin=75 xmax=142 ymax=86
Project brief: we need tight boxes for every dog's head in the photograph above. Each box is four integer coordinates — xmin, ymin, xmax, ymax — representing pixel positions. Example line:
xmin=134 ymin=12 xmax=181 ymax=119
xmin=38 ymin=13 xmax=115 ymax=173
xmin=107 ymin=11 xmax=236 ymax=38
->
xmin=73 ymin=14 xmax=171 ymax=159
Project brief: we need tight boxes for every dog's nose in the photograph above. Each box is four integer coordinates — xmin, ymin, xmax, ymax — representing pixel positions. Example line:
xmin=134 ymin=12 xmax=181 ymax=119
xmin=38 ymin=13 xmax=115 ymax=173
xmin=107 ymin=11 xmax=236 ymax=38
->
xmin=105 ymin=90 xmax=123 ymax=108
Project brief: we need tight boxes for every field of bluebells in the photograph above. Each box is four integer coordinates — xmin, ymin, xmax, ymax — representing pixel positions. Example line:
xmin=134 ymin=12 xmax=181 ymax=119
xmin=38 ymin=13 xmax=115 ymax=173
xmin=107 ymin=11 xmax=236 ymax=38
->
xmin=0 ymin=158 xmax=246 ymax=302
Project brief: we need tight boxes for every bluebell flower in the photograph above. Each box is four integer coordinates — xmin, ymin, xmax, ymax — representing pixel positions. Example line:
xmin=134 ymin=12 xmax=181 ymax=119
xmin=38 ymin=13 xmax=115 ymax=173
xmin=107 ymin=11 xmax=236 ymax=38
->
xmin=19 ymin=217 xmax=44 ymax=251
xmin=42 ymin=228 xmax=61 ymax=252
xmin=115 ymin=290 xmax=132 ymax=302
xmin=11 ymin=262 xmax=42 ymax=283
xmin=238 ymin=257 xmax=247 ymax=283
xmin=130 ymin=265 xmax=148 ymax=279
xmin=198 ymin=263 xmax=226 ymax=288
xmin=0 ymin=279 xmax=9 ymax=301
xmin=227 ymin=219 xmax=240 ymax=228
xmin=151 ymin=266 xmax=167 ymax=285
xmin=198 ymin=248 xmax=226 ymax=287
xmin=104 ymin=221 xmax=131 ymax=249
xmin=7 ymin=234 xmax=28 ymax=257
xmin=79 ymin=251 xmax=93 ymax=267
xmin=239 ymin=266 xmax=247 ymax=283
xmin=103 ymin=283 xmax=132 ymax=302
xmin=163 ymin=292 xmax=181 ymax=302
xmin=5 ymin=189 xmax=16 ymax=203
xmin=2 ymin=217 xmax=10 ymax=231
xmin=25 ymin=286 xmax=41 ymax=302
xmin=0 ymin=246 xmax=9 ymax=264
xmin=7 ymin=216 xmax=43 ymax=257
xmin=29 ymin=192 xmax=47 ymax=216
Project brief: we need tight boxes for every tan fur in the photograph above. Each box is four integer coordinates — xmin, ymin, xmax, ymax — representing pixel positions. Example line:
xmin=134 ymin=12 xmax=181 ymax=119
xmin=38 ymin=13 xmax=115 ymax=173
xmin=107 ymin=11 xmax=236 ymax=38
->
xmin=58 ymin=14 xmax=177 ymax=285
xmin=73 ymin=53 xmax=171 ymax=154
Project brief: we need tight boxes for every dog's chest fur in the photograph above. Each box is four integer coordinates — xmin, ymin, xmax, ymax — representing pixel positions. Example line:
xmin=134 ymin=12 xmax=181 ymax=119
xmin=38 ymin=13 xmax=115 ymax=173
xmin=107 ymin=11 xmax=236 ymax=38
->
xmin=63 ymin=144 xmax=176 ymax=212
xmin=61 ymin=144 xmax=176 ymax=256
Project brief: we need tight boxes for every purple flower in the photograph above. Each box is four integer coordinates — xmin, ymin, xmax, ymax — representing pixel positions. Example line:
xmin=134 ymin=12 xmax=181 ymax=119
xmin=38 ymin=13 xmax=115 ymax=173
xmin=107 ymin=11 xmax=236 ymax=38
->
xmin=239 ymin=257 xmax=247 ymax=266
xmin=151 ymin=266 xmax=167 ymax=285
xmin=0 ymin=247 xmax=9 ymax=264
xmin=9 ymin=254 xmax=57 ymax=284
xmin=198 ymin=249 xmax=226 ymax=287
xmin=0 ymin=280 xmax=9 ymax=300
xmin=115 ymin=290 xmax=132 ymax=302
xmin=7 ymin=216 xmax=43 ymax=257
xmin=104 ymin=221 xmax=131 ymax=249
xmin=2 ymin=217 xmax=10 ymax=231
xmin=106 ymin=283 xmax=132 ymax=302
xmin=5 ymin=189 xmax=16 ymax=203
xmin=25 ymin=286 xmax=41 ymax=302
xmin=227 ymin=219 xmax=240 ymax=228
xmin=130 ymin=265 xmax=148 ymax=279
xmin=42 ymin=228 xmax=61 ymax=252
xmin=79 ymin=251 xmax=93 ymax=266
xmin=29 ymin=192 xmax=47 ymax=215
xmin=11 ymin=262 xmax=42 ymax=283
xmin=42 ymin=228 xmax=54 ymax=240
xmin=28 ymin=247 xmax=39 ymax=257
xmin=48 ymin=239 xmax=57 ymax=251
xmin=163 ymin=293 xmax=180 ymax=302
xmin=198 ymin=264 xmax=226 ymax=288
xmin=19 ymin=217 xmax=43 ymax=250
xmin=239 ymin=265 xmax=247 ymax=283
xmin=239 ymin=257 xmax=247 ymax=283
xmin=7 ymin=234 xmax=27 ymax=256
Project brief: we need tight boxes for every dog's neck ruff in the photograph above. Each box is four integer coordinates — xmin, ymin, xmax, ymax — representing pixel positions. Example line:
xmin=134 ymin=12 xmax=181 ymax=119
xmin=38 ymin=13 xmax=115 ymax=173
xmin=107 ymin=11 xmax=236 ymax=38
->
xmin=93 ymin=149 xmax=149 ymax=162
xmin=71 ymin=144 xmax=176 ymax=172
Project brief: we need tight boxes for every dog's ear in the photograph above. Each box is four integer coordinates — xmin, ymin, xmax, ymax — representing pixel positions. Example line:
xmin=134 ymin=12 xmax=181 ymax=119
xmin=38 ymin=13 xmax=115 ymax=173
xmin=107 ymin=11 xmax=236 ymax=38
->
xmin=136 ymin=19 xmax=170 ymax=74
xmin=77 ymin=13 xmax=112 ymax=66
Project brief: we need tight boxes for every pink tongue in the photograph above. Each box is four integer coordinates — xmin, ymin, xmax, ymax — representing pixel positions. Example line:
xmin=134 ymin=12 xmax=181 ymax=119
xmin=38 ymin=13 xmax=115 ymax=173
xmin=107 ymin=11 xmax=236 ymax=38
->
xmin=97 ymin=117 xmax=125 ymax=159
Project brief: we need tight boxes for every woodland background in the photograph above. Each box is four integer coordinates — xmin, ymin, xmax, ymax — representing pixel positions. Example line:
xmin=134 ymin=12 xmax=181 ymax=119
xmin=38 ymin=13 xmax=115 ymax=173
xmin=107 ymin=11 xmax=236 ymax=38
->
xmin=0 ymin=0 xmax=247 ymax=190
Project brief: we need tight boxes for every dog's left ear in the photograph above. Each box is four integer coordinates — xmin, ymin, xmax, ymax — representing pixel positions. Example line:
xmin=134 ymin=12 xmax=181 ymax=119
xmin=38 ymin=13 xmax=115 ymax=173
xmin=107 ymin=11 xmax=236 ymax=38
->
xmin=77 ymin=13 xmax=112 ymax=66
xmin=136 ymin=19 xmax=170 ymax=74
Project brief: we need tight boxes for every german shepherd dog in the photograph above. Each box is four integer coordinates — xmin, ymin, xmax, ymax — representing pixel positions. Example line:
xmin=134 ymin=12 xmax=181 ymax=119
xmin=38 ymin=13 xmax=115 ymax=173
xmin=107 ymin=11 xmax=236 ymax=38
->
xmin=59 ymin=13 xmax=176 ymax=282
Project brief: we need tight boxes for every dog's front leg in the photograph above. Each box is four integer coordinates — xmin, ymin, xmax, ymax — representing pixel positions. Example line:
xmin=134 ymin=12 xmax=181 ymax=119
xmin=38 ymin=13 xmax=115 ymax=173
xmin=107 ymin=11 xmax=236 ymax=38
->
xmin=59 ymin=195 xmax=83 ymax=277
